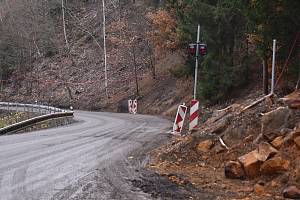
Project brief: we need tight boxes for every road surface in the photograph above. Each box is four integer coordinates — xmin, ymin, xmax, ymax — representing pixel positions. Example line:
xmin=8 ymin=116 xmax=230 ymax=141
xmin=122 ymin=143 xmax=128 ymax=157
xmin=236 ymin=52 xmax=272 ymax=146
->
xmin=0 ymin=111 xmax=171 ymax=200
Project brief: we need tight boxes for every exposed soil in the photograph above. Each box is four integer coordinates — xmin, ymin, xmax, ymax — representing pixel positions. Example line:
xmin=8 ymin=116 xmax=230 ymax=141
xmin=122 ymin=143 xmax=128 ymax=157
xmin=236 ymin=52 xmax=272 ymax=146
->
xmin=147 ymin=91 xmax=300 ymax=200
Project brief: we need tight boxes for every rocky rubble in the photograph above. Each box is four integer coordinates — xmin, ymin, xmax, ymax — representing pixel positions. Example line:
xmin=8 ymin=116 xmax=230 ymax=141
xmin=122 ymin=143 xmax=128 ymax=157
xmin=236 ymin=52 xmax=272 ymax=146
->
xmin=224 ymin=104 xmax=300 ymax=198
xmin=151 ymin=92 xmax=300 ymax=199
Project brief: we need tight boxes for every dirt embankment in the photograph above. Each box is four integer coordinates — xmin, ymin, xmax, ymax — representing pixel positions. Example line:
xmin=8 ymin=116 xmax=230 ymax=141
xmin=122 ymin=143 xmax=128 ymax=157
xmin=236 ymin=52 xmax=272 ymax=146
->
xmin=148 ymin=91 xmax=300 ymax=199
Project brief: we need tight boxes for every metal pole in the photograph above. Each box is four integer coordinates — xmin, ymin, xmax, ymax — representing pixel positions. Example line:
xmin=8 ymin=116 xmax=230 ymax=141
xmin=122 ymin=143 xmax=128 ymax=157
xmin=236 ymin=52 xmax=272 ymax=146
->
xmin=271 ymin=39 xmax=276 ymax=94
xmin=193 ymin=25 xmax=201 ymax=99
xmin=102 ymin=0 xmax=108 ymax=98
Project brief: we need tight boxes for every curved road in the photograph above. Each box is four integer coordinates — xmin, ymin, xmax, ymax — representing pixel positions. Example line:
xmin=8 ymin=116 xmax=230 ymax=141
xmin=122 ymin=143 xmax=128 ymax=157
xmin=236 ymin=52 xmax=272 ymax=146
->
xmin=0 ymin=111 xmax=171 ymax=200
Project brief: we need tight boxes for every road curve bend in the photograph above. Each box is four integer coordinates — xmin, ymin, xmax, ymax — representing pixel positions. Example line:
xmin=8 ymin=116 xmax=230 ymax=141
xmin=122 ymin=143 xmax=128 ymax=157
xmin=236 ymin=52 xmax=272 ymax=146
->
xmin=0 ymin=111 xmax=171 ymax=200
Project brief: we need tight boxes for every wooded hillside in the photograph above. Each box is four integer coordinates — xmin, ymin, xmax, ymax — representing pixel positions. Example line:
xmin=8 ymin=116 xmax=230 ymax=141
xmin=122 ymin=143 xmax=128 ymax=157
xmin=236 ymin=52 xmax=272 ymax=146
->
xmin=0 ymin=0 xmax=299 ymax=110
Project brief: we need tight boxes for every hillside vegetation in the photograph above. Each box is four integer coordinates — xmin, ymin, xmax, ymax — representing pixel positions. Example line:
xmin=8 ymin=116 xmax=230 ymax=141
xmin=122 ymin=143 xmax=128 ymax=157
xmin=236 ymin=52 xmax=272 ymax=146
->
xmin=0 ymin=0 xmax=299 ymax=111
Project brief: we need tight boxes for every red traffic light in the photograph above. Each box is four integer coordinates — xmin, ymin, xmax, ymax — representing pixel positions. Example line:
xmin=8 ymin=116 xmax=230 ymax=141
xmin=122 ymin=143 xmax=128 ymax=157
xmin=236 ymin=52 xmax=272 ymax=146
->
xmin=199 ymin=44 xmax=207 ymax=56
xmin=188 ymin=43 xmax=207 ymax=56
xmin=188 ymin=43 xmax=196 ymax=55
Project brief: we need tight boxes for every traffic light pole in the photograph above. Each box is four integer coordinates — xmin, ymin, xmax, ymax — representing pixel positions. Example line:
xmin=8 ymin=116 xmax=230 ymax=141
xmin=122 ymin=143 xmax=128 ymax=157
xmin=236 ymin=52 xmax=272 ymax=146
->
xmin=193 ymin=25 xmax=200 ymax=100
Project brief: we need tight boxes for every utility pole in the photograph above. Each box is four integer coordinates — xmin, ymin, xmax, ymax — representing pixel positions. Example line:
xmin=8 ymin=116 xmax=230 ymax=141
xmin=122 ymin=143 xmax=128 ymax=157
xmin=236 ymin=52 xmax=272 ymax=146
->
xmin=102 ymin=0 xmax=108 ymax=98
xmin=62 ymin=0 xmax=69 ymax=50
xmin=271 ymin=39 xmax=276 ymax=95
xmin=133 ymin=47 xmax=139 ymax=97
xmin=193 ymin=25 xmax=200 ymax=99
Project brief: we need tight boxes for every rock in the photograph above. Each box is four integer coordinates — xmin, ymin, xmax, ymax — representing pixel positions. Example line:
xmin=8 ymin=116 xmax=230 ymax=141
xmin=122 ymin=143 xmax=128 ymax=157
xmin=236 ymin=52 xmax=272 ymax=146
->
xmin=222 ymin=127 xmax=245 ymax=147
xmin=238 ymin=150 xmax=262 ymax=178
xmin=254 ymin=183 xmax=266 ymax=195
xmin=271 ymin=136 xmax=284 ymax=149
xmin=212 ymin=143 xmax=226 ymax=154
xmin=224 ymin=161 xmax=245 ymax=179
xmin=279 ymin=173 xmax=290 ymax=184
xmin=261 ymin=107 xmax=292 ymax=141
xmin=260 ymin=156 xmax=290 ymax=175
xmin=281 ymin=90 xmax=300 ymax=109
xmin=294 ymin=159 xmax=300 ymax=184
xmin=296 ymin=169 xmax=300 ymax=184
xmin=283 ymin=186 xmax=300 ymax=199
xmin=294 ymin=136 xmax=300 ymax=148
xmin=197 ymin=140 xmax=214 ymax=152
xmin=271 ymin=180 xmax=280 ymax=187
xmin=281 ymin=128 xmax=293 ymax=135
xmin=256 ymin=142 xmax=278 ymax=161
xmin=284 ymin=129 xmax=300 ymax=145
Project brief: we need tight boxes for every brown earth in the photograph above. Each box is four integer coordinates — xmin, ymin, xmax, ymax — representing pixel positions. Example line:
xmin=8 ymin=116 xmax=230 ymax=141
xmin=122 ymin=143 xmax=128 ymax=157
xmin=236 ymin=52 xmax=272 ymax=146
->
xmin=148 ymin=92 xmax=300 ymax=199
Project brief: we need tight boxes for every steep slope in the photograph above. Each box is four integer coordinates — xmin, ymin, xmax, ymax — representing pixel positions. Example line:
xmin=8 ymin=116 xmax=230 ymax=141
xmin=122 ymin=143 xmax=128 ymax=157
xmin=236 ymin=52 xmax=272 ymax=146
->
xmin=1 ymin=0 xmax=185 ymax=113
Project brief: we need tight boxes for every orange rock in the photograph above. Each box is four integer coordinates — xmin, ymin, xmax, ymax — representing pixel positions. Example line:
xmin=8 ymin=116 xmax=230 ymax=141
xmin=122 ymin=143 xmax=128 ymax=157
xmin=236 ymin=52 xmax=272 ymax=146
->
xmin=224 ymin=161 xmax=245 ymax=179
xmin=238 ymin=150 xmax=262 ymax=178
xmin=271 ymin=136 xmax=284 ymax=149
xmin=260 ymin=156 xmax=290 ymax=174
xmin=197 ymin=139 xmax=214 ymax=153
xmin=254 ymin=183 xmax=266 ymax=195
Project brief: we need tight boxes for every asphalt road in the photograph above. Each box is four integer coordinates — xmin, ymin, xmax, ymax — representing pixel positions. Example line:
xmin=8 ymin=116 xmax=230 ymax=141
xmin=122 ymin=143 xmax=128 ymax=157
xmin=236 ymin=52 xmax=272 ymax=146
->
xmin=0 ymin=111 xmax=171 ymax=200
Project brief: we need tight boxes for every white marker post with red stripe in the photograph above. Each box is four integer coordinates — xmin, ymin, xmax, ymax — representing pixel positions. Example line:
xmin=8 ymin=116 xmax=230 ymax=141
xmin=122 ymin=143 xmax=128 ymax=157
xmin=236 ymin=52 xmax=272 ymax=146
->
xmin=128 ymin=99 xmax=138 ymax=114
xmin=189 ymin=99 xmax=199 ymax=131
xmin=132 ymin=99 xmax=138 ymax=114
xmin=172 ymin=103 xmax=187 ymax=135
xmin=128 ymin=100 xmax=133 ymax=113
xmin=189 ymin=24 xmax=202 ymax=132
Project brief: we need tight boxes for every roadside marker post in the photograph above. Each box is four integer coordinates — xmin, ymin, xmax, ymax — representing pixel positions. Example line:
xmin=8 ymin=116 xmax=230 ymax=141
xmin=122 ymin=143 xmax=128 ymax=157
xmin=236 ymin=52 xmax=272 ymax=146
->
xmin=189 ymin=99 xmax=199 ymax=131
xmin=128 ymin=100 xmax=133 ymax=114
xmin=128 ymin=99 xmax=138 ymax=114
xmin=172 ymin=103 xmax=187 ymax=135
xmin=132 ymin=99 xmax=138 ymax=114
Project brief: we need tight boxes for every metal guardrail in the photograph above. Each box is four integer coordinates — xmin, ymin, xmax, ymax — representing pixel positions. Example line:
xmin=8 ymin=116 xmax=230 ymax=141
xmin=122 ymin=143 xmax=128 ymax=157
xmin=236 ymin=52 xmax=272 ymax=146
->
xmin=0 ymin=102 xmax=66 ymax=114
xmin=0 ymin=102 xmax=74 ymax=135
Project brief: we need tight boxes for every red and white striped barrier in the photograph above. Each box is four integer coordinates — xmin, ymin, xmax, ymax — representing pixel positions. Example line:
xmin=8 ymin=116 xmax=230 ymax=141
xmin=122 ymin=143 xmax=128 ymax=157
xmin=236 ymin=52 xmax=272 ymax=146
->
xmin=189 ymin=99 xmax=199 ymax=131
xmin=172 ymin=103 xmax=187 ymax=134
xmin=128 ymin=99 xmax=138 ymax=114
xmin=132 ymin=99 xmax=138 ymax=114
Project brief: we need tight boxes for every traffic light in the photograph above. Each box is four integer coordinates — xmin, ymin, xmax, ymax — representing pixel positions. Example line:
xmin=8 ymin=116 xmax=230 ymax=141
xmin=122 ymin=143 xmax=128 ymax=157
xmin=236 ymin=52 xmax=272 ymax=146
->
xmin=188 ymin=43 xmax=207 ymax=56
xmin=199 ymin=44 xmax=207 ymax=56
xmin=188 ymin=43 xmax=197 ymax=55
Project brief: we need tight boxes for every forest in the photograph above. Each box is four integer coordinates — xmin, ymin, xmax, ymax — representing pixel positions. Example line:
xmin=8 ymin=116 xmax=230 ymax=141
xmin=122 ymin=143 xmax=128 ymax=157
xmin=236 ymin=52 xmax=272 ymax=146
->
xmin=0 ymin=0 xmax=299 ymax=104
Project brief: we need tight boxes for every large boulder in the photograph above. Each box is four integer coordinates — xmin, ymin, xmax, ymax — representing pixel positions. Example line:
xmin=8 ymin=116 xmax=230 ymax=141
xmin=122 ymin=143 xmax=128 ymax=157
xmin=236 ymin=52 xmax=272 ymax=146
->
xmin=260 ymin=156 xmax=290 ymax=174
xmin=238 ymin=150 xmax=262 ymax=178
xmin=224 ymin=161 xmax=245 ymax=179
xmin=261 ymin=107 xmax=292 ymax=141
